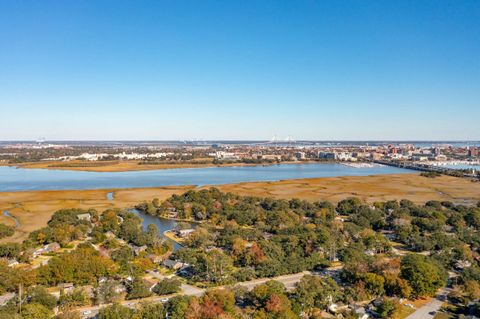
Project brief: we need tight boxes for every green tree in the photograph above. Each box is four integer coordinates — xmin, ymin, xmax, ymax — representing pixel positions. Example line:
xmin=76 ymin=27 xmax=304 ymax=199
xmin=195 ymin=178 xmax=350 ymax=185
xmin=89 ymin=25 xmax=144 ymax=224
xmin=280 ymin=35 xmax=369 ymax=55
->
xmin=100 ymin=210 xmax=120 ymax=233
xmin=165 ymin=296 xmax=191 ymax=319
xmin=362 ymin=272 xmax=385 ymax=298
xmin=96 ymin=280 xmax=121 ymax=305
xmin=126 ymin=278 xmax=152 ymax=300
xmin=292 ymin=275 xmax=342 ymax=314
xmin=400 ymin=254 xmax=447 ymax=298
xmin=38 ymin=246 xmax=117 ymax=285
xmin=251 ymin=280 xmax=286 ymax=308
xmin=384 ymin=273 xmax=412 ymax=299
xmin=133 ymin=302 xmax=165 ymax=319
xmin=27 ymin=286 xmax=57 ymax=309
xmin=377 ymin=298 xmax=402 ymax=319
xmin=152 ymin=278 xmax=181 ymax=295
xmin=111 ymin=246 xmax=134 ymax=274
xmin=56 ymin=310 xmax=81 ymax=319
xmin=0 ymin=243 xmax=21 ymax=259
xmin=59 ymin=288 xmax=91 ymax=310
xmin=0 ymin=223 xmax=15 ymax=239
xmin=21 ymin=303 xmax=53 ymax=319
xmin=98 ymin=303 xmax=133 ymax=319
xmin=336 ymin=197 xmax=362 ymax=215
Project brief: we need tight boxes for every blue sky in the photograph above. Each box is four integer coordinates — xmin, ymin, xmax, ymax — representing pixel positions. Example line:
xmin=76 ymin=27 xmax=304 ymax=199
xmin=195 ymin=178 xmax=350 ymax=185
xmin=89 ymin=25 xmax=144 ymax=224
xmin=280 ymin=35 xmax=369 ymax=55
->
xmin=0 ymin=0 xmax=479 ymax=140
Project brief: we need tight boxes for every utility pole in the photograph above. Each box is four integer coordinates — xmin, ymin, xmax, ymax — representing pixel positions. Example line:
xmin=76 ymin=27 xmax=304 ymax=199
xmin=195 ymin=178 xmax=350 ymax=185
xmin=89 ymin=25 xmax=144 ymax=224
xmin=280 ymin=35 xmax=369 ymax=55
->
xmin=18 ymin=283 xmax=23 ymax=315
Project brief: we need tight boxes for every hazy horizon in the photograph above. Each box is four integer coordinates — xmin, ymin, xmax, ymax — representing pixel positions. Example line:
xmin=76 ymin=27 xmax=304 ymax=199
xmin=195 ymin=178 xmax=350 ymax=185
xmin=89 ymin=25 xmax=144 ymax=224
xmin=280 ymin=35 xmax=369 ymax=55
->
xmin=1 ymin=1 xmax=479 ymax=140
xmin=1 ymin=139 xmax=480 ymax=144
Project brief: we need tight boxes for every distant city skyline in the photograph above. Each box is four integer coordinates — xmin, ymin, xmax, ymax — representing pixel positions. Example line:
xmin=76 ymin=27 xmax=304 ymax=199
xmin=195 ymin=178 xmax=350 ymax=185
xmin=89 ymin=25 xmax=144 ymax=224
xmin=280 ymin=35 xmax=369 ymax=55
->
xmin=1 ymin=1 xmax=479 ymax=140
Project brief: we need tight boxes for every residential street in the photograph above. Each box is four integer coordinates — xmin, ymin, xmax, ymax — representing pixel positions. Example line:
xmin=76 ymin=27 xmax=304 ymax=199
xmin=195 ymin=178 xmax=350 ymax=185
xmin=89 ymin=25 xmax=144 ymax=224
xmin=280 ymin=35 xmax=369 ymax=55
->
xmin=236 ymin=271 xmax=310 ymax=291
xmin=74 ymin=271 xmax=310 ymax=318
xmin=405 ymin=288 xmax=450 ymax=319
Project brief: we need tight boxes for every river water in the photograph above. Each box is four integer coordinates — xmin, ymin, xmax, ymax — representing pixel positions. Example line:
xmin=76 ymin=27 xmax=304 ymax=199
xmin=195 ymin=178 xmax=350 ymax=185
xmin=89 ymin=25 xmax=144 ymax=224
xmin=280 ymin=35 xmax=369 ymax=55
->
xmin=0 ymin=163 xmax=412 ymax=192
xmin=2 ymin=211 xmax=21 ymax=228
xmin=131 ymin=209 xmax=194 ymax=251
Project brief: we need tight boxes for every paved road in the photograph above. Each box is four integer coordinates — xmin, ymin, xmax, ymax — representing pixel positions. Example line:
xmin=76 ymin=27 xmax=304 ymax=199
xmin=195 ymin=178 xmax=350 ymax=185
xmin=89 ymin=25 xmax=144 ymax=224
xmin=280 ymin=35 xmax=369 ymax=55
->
xmin=236 ymin=271 xmax=309 ymax=291
xmin=181 ymin=283 xmax=205 ymax=296
xmin=405 ymin=288 xmax=450 ymax=319
xmin=75 ymin=272 xmax=309 ymax=318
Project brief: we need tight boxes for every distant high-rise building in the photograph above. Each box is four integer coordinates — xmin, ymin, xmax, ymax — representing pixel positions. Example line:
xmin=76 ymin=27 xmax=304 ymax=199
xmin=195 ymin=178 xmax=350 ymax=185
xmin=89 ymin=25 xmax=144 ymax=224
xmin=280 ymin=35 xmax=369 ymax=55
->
xmin=468 ymin=147 xmax=478 ymax=157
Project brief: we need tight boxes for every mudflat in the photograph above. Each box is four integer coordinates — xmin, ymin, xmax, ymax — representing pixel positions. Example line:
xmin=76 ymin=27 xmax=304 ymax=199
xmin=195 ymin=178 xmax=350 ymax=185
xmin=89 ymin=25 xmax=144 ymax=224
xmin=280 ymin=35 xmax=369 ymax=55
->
xmin=2 ymin=159 xmax=307 ymax=172
xmin=1 ymin=173 xmax=479 ymax=243
xmin=215 ymin=173 xmax=480 ymax=204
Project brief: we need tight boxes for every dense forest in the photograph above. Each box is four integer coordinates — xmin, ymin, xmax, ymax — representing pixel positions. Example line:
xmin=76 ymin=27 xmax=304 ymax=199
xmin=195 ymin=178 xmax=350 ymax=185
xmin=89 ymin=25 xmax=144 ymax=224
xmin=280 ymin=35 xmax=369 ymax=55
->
xmin=137 ymin=189 xmax=480 ymax=316
xmin=0 ymin=188 xmax=478 ymax=318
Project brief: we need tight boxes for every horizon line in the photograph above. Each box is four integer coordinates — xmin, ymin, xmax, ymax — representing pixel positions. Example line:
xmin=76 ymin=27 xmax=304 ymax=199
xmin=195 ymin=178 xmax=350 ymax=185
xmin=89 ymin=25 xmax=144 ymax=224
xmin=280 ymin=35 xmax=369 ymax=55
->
xmin=1 ymin=139 xmax=480 ymax=143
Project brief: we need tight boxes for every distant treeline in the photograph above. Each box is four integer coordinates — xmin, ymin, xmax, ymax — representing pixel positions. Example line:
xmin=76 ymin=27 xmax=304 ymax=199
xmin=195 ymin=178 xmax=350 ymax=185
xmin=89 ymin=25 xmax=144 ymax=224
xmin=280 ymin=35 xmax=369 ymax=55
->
xmin=48 ymin=161 xmax=119 ymax=168
xmin=138 ymin=159 xmax=211 ymax=165
xmin=420 ymin=171 xmax=442 ymax=178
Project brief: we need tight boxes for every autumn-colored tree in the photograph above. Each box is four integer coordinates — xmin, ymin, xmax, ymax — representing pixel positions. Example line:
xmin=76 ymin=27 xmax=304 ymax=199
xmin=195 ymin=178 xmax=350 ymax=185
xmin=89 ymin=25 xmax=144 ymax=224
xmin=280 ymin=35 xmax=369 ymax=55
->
xmin=201 ymin=295 xmax=224 ymax=319
xmin=265 ymin=294 xmax=290 ymax=313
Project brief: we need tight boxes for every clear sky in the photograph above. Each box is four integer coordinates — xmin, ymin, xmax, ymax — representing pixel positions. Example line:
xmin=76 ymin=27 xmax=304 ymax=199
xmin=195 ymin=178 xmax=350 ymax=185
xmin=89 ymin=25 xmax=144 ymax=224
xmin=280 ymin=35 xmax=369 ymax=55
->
xmin=0 ymin=0 xmax=479 ymax=140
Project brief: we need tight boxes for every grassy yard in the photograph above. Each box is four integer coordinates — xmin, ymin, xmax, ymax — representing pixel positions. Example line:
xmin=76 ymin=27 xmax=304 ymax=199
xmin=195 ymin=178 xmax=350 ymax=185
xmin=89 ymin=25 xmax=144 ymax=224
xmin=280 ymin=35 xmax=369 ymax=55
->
xmin=433 ymin=312 xmax=453 ymax=319
xmin=398 ymin=305 xmax=415 ymax=319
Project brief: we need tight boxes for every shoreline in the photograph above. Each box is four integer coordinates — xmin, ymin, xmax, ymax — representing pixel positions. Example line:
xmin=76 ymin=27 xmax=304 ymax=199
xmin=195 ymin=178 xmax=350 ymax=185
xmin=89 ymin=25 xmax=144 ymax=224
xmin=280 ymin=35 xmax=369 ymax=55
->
xmin=163 ymin=230 xmax=186 ymax=245
xmin=0 ymin=160 xmax=323 ymax=173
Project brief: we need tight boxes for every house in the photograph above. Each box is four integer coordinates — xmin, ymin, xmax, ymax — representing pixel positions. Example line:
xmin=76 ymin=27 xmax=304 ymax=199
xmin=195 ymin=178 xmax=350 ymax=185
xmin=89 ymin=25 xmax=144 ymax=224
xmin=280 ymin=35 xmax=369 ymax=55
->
xmin=294 ymin=152 xmax=305 ymax=160
xmin=0 ymin=293 xmax=15 ymax=306
xmin=98 ymin=277 xmax=108 ymax=284
xmin=177 ymin=264 xmax=193 ymax=277
xmin=262 ymin=232 xmax=274 ymax=240
xmin=354 ymin=307 xmax=369 ymax=319
xmin=412 ymin=155 xmax=429 ymax=161
xmin=33 ymin=242 xmax=61 ymax=256
xmin=372 ymin=298 xmax=383 ymax=307
xmin=45 ymin=242 xmax=61 ymax=253
xmin=212 ymin=151 xmax=239 ymax=160
xmin=455 ymin=260 xmax=472 ymax=270
xmin=80 ymin=285 xmax=95 ymax=298
xmin=104 ymin=231 xmax=115 ymax=239
xmin=244 ymin=242 xmax=254 ymax=248
xmin=77 ymin=213 xmax=91 ymax=222
xmin=130 ymin=245 xmax=147 ymax=256
xmin=163 ymin=259 xmax=184 ymax=270
xmin=114 ymin=283 xmax=127 ymax=294
xmin=176 ymin=228 xmax=195 ymax=238
xmin=319 ymin=152 xmax=337 ymax=160
xmin=260 ymin=154 xmax=282 ymax=161
xmin=380 ymin=230 xmax=396 ymax=241
xmin=365 ymin=249 xmax=376 ymax=256
xmin=146 ymin=254 xmax=164 ymax=264
xmin=59 ymin=283 xmax=75 ymax=294
xmin=328 ymin=303 xmax=348 ymax=314
xmin=166 ymin=210 xmax=179 ymax=219
xmin=3 ymin=258 xmax=18 ymax=267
